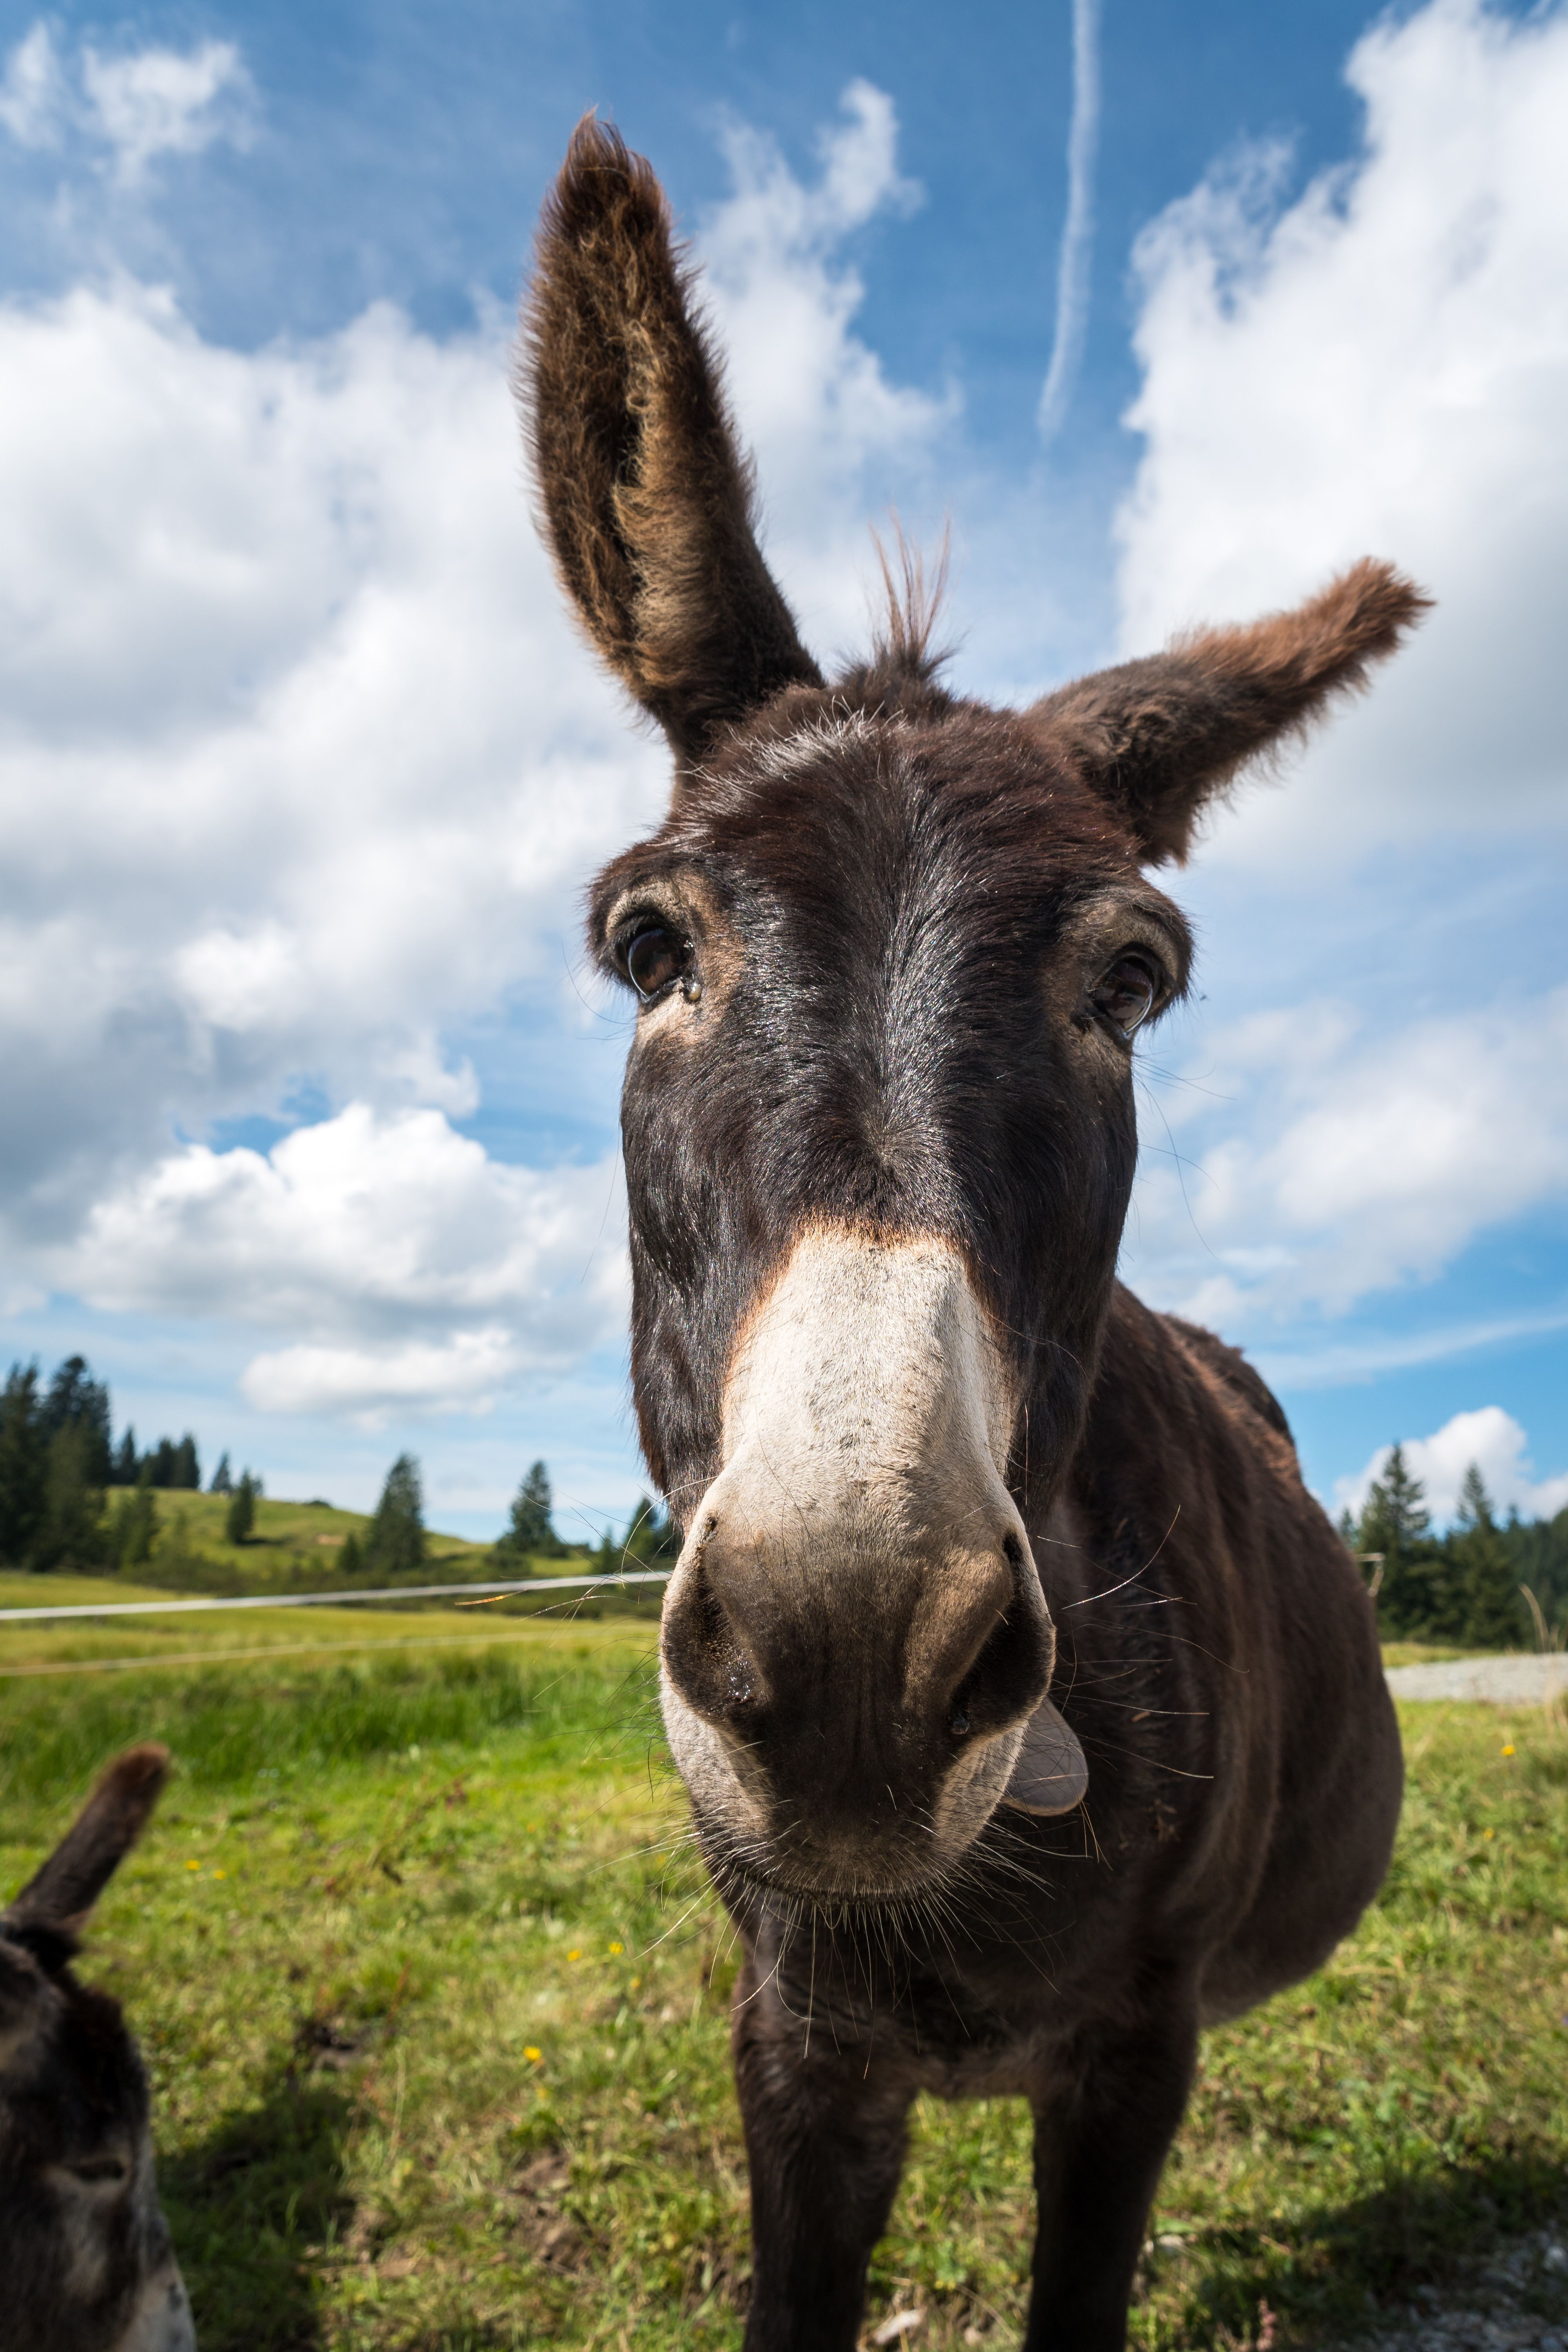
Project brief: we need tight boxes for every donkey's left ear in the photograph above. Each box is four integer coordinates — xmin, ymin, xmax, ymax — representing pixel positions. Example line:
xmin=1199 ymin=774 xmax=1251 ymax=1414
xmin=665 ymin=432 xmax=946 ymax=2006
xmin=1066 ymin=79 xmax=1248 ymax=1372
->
xmin=519 ymin=116 xmax=823 ymax=769
xmin=1027 ymin=560 xmax=1431 ymax=865
xmin=3 ymin=1744 xmax=170 ymax=1939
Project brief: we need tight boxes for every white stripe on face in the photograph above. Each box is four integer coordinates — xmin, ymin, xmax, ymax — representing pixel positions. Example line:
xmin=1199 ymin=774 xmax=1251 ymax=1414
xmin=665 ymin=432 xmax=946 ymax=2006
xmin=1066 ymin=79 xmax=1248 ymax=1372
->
xmin=660 ymin=1228 xmax=1054 ymax=1895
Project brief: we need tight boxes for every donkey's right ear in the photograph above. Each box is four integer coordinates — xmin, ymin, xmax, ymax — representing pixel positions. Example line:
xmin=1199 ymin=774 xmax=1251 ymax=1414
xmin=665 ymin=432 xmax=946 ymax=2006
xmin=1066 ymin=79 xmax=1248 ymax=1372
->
xmin=519 ymin=116 xmax=822 ymax=769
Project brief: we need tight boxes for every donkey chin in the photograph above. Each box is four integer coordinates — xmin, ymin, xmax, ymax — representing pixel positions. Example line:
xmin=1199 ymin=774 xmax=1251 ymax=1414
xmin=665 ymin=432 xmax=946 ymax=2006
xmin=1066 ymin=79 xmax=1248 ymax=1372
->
xmin=657 ymin=1228 xmax=1057 ymax=1907
xmin=662 ymin=1679 xmax=1035 ymax=1908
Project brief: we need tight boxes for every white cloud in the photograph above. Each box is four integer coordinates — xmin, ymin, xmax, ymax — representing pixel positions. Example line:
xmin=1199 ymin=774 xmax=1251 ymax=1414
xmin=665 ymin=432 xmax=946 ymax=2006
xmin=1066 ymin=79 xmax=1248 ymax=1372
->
xmin=699 ymin=81 xmax=953 ymax=645
xmin=52 ymin=1103 xmax=629 ymax=1419
xmin=1336 ymin=1406 xmax=1568 ymax=1527
xmin=0 ymin=81 xmax=944 ymax=1414
xmin=0 ymin=24 xmax=64 ymax=147
xmin=0 ymin=23 xmax=251 ymax=181
xmin=1037 ymin=0 xmax=1101 ymax=443
xmin=0 ymin=278 xmax=661 ymax=1249
xmin=1116 ymin=0 xmax=1568 ymax=865
xmin=1123 ymin=985 xmax=1568 ymax=1330
xmin=241 ymin=1330 xmax=528 ymax=1425
xmin=82 ymin=38 xmax=250 ymax=183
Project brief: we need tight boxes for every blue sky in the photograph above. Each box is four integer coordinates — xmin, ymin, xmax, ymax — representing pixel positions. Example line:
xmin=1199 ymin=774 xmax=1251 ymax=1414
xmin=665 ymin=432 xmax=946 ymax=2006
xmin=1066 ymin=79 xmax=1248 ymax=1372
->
xmin=0 ymin=0 xmax=1565 ymax=1539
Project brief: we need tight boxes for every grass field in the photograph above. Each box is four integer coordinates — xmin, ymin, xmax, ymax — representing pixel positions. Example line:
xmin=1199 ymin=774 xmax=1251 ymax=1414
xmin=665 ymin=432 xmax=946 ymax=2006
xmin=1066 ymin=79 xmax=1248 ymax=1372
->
xmin=2 ymin=1601 xmax=1566 ymax=2352
xmin=82 ymin=1490 xmax=577 ymax=1597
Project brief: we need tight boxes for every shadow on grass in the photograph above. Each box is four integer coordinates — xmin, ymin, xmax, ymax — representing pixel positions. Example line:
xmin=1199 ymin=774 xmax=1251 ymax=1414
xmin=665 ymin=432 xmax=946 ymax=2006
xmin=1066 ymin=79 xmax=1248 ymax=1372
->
xmin=1176 ymin=2151 xmax=1568 ymax=2344
xmin=161 ymin=2059 xmax=356 ymax=2351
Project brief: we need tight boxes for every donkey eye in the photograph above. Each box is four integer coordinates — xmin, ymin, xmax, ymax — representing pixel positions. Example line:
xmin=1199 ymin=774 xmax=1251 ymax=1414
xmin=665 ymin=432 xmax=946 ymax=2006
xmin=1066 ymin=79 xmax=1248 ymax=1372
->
xmin=1092 ymin=953 xmax=1162 ymax=1038
xmin=624 ymin=925 xmax=690 ymax=1000
xmin=67 ymin=2156 xmax=129 ymax=2186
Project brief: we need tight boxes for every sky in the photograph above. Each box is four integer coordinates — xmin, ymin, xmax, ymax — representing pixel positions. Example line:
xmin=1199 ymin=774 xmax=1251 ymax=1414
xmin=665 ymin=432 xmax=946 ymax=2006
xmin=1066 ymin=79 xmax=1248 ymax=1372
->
xmin=0 ymin=0 xmax=1565 ymax=1543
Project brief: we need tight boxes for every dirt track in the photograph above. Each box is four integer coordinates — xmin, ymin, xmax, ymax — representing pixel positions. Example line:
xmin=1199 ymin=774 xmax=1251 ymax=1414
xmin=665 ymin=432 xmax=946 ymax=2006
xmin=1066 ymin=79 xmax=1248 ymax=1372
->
xmin=1384 ymin=1655 xmax=1568 ymax=1704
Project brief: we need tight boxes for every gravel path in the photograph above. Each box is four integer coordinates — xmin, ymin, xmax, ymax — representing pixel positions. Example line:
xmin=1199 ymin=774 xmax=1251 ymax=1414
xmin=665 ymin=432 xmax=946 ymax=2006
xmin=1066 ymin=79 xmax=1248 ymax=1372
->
xmin=1349 ymin=2228 xmax=1568 ymax=2352
xmin=1384 ymin=1655 xmax=1568 ymax=1704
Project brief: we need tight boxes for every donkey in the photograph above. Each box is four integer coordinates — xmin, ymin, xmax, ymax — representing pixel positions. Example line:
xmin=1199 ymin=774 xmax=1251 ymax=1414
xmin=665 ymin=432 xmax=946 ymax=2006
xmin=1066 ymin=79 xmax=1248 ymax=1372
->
xmin=0 ymin=1744 xmax=195 ymax=2352
xmin=520 ymin=118 xmax=1413 ymax=2352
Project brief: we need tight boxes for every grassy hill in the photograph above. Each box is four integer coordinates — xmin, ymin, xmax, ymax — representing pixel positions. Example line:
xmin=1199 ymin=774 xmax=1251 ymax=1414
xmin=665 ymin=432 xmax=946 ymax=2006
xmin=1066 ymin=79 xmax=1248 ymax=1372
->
xmin=87 ymin=1489 xmax=601 ymax=1600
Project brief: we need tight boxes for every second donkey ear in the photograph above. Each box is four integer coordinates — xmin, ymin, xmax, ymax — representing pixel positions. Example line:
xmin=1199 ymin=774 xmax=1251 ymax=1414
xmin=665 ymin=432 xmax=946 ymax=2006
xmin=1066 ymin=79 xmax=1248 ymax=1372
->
xmin=519 ymin=116 xmax=823 ymax=769
xmin=3 ymin=1743 xmax=171 ymax=1941
xmin=1028 ymin=559 xmax=1431 ymax=865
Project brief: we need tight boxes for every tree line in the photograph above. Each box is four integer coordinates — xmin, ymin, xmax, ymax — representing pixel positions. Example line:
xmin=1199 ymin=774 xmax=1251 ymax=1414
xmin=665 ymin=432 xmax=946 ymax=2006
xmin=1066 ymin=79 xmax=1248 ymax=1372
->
xmin=333 ymin=1455 xmax=681 ymax=1584
xmin=1341 ymin=1447 xmax=1568 ymax=1647
xmin=0 ymin=1348 xmax=686 ymax=1583
xmin=0 ymin=1351 xmax=269 ymax=1572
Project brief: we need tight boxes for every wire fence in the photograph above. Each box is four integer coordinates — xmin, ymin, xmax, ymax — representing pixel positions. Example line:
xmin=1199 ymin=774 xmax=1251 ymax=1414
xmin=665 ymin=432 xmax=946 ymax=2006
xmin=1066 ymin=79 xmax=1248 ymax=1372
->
xmin=0 ymin=1569 xmax=674 ymax=1625
xmin=0 ymin=1569 xmax=675 ymax=1679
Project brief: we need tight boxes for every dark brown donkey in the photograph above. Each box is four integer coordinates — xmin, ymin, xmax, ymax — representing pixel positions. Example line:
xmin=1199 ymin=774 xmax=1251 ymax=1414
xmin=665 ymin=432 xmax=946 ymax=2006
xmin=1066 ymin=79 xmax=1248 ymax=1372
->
xmin=520 ymin=119 xmax=1414 ymax=2352
xmin=1 ymin=1745 xmax=194 ymax=2352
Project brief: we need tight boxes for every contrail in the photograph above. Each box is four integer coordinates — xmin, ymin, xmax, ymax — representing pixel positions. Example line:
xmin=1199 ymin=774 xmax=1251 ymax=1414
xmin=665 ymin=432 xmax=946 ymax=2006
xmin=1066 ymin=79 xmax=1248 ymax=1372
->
xmin=1038 ymin=0 xmax=1102 ymax=443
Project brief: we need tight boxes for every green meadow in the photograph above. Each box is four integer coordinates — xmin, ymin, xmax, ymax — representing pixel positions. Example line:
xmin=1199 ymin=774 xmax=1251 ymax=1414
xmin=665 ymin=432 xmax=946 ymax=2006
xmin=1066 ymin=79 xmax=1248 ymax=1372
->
xmin=78 ymin=1490 xmax=542 ymax=1596
xmin=2 ymin=1589 xmax=1566 ymax=2351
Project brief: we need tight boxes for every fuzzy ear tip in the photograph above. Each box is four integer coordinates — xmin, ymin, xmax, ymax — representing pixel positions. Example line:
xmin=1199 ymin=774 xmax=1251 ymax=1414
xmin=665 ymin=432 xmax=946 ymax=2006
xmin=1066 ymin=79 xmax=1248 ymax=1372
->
xmin=563 ymin=109 xmax=626 ymax=173
xmin=1329 ymin=555 xmax=1435 ymax=650
xmin=549 ymin=111 xmax=661 ymax=228
xmin=97 ymin=1742 xmax=172 ymax=1815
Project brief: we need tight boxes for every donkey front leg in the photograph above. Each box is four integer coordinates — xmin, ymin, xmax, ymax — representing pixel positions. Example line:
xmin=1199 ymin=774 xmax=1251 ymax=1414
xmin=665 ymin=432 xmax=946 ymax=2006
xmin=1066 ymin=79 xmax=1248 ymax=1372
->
xmin=733 ymin=1954 xmax=912 ymax=2352
xmin=1024 ymin=1996 xmax=1200 ymax=2352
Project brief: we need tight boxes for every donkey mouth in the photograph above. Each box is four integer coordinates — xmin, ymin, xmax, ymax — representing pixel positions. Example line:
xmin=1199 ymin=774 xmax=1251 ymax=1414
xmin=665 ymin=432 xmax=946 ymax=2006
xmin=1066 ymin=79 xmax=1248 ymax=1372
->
xmin=686 ymin=1693 xmax=1087 ymax=1914
xmin=683 ymin=1721 xmax=1038 ymax=1912
xmin=703 ymin=1830 xmax=960 ymax=1915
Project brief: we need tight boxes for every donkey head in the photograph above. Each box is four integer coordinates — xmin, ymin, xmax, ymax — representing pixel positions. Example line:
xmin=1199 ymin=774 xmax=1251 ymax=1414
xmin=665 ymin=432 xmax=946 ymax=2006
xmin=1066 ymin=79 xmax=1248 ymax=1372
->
xmin=0 ymin=1745 xmax=195 ymax=2352
xmin=521 ymin=120 xmax=1425 ymax=1906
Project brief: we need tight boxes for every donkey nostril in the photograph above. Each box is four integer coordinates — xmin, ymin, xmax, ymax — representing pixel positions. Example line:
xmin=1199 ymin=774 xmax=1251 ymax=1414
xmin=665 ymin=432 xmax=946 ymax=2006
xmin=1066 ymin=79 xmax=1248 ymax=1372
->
xmin=662 ymin=1551 xmax=759 ymax=1724
xmin=937 ymin=1536 xmax=1052 ymax=1745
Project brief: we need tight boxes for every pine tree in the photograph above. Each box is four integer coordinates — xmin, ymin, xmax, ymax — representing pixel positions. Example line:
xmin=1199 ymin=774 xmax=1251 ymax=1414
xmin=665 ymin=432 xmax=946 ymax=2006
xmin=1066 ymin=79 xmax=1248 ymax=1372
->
xmin=338 ymin=1529 xmax=364 ymax=1577
xmin=209 ymin=1452 xmax=233 ymax=1495
xmin=148 ymin=1438 xmax=177 ymax=1489
xmin=225 ymin=1472 xmax=257 ymax=1546
xmin=1360 ymin=1444 xmax=1448 ymax=1637
xmin=109 ymin=1428 xmax=138 ymax=1486
xmin=1452 ymin=1465 xmax=1523 ymax=1650
xmin=109 ymin=1472 xmax=159 ymax=1571
xmin=0 ymin=1364 xmax=45 ymax=1566
xmin=365 ymin=1454 xmax=426 ymax=1579
xmin=171 ymin=1434 xmax=200 ymax=1490
xmin=34 ymin=1421 xmax=107 ymax=1571
xmin=502 ymin=1461 xmax=561 ymax=1560
xmin=621 ymin=1496 xmax=680 ymax=1565
xmin=40 ymin=1356 xmax=113 ymax=1486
